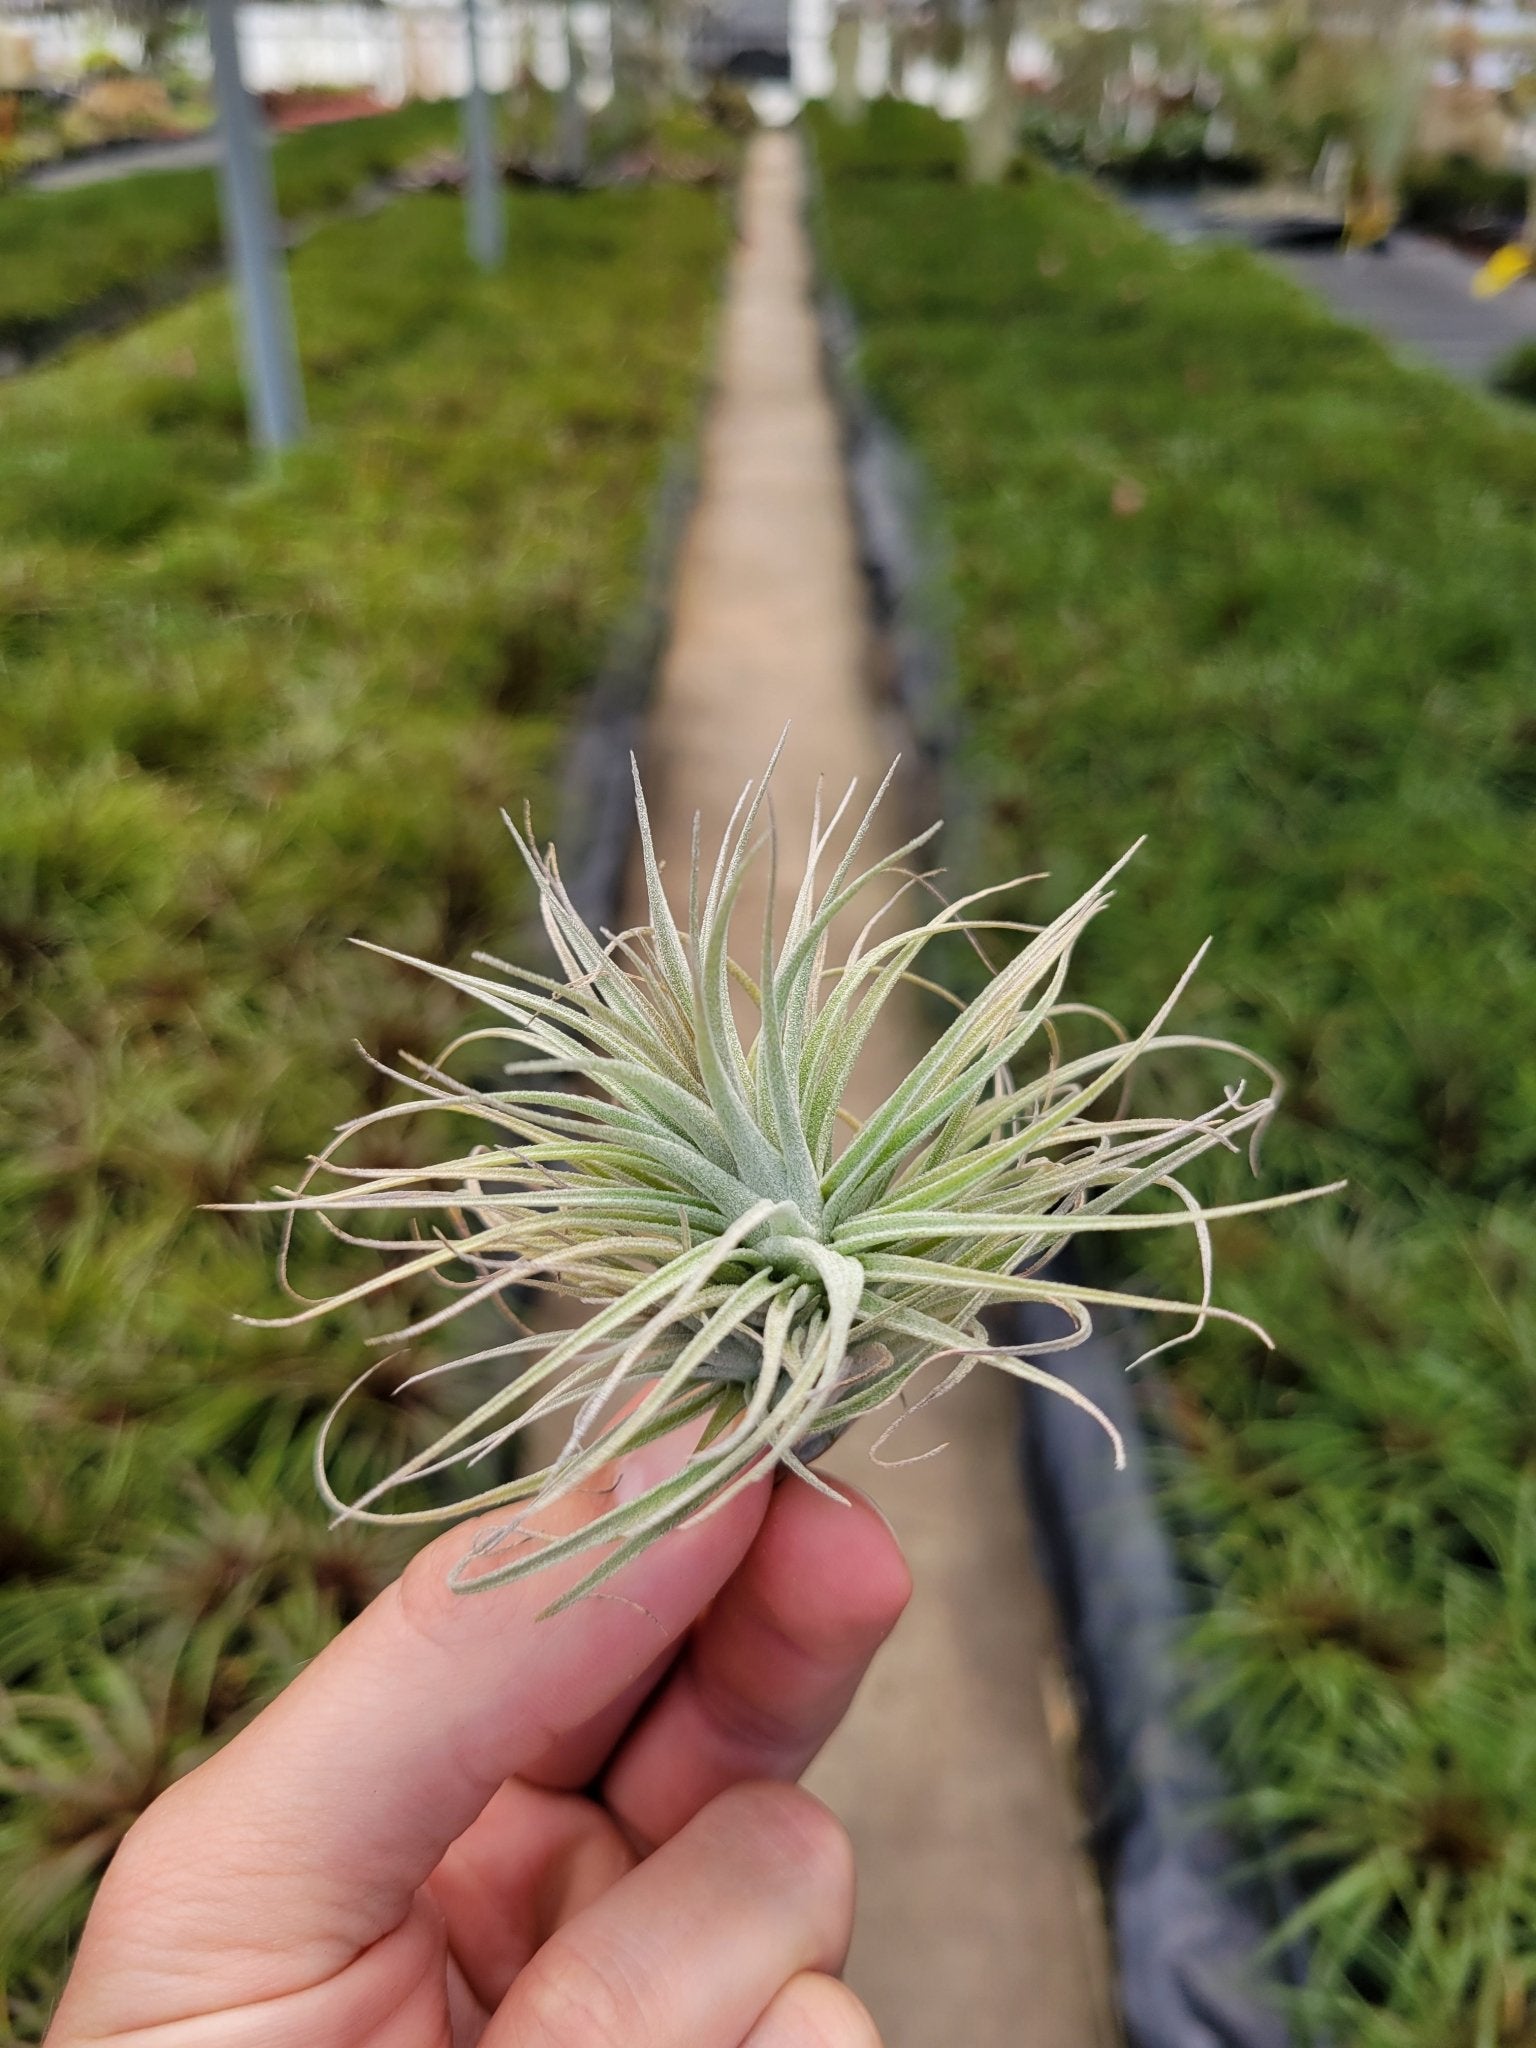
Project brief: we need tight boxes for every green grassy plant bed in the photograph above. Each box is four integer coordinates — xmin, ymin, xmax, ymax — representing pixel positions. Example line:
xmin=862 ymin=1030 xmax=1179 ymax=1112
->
xmin=0 ymin=100 xmax=459 ymax=360
xmin=499 ymin=85 xmax=746 ymax=184
xmin=0 ymin=177 xmax=727 ymax=2033
xmin=812 ymin=101 xmax=1536 ymax=2048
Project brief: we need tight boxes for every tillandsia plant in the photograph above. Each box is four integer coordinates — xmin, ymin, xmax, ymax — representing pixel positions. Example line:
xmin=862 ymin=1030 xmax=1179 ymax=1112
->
xmin=233 ymin=754 xmax=1336 ymax=1611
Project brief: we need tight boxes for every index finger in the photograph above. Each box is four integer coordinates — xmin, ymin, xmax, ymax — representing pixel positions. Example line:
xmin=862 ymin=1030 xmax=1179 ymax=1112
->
xmin=73 ymin=1431 xmax=774 ymax=2023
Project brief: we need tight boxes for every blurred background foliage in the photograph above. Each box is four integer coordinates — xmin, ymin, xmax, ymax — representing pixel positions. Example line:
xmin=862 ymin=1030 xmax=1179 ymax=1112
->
xmin=833 ymin=0 xmax=1536 ymax=247
xmin=0 ymin=97 xmax=459 ymax=352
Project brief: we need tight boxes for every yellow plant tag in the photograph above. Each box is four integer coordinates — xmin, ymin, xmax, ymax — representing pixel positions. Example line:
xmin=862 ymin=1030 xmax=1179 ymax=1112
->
xmin=1473 ymin=244 xmax=1533 ymax=299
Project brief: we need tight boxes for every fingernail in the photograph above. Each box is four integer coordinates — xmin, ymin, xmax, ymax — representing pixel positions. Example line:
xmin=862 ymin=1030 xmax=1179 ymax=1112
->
xmin=839 ymin=1477 xmax=902 ymax=1549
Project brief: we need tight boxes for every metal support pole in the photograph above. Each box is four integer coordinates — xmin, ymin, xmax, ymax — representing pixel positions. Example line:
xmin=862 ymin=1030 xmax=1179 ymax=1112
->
xmin=206 ymin=0 xmax=306 ymax=453
xmin=558 ymin=0 xmax=587 ymax=182
xmin=463 ymin=0 xmax=505 ymax=269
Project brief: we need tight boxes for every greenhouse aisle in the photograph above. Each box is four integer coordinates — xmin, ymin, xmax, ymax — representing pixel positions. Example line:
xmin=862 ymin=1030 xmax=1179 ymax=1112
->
xmin=624 ymin=128 xmax=1121 ymax=2048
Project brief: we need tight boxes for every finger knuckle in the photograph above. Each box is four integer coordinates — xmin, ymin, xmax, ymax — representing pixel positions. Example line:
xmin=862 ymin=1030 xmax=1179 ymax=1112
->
xmin=513 ymin=1933 xmax=652 ymax=2048
xmin=692 ymin=1657 xmax=806 ymax=1757
xmin=97 ymin=1778 xmax=197 ymax=1897
xmin=89 ymin=1811 xmax=158 ymax=1912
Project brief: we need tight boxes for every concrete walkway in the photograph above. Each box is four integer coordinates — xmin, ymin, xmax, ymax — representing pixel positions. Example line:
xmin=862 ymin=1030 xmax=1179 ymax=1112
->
xmin=26 ymin=131 xmax=226 ymax=190
xmin=627 ymin=128 xmax=1119 ymax=2048
xmin=1126 ymin=188 xmax=1536 ymax=385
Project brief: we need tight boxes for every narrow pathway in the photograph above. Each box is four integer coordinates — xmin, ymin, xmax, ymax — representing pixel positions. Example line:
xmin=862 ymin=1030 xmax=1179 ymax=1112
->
xmin=25 ymin=131 xmax=226 ymax=190
xmin=627 ymin=128 xmax=1119 ymax=2048
xmin=1127 ymin=188 xmax=1536 ymax=385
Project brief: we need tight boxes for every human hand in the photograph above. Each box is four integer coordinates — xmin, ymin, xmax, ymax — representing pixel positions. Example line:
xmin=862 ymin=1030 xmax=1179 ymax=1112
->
xmin=45 ymin=1430 xmax=910 ymax=2048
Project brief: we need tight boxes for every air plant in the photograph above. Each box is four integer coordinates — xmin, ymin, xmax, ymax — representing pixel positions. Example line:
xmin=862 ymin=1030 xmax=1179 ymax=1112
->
xmin=236 ymin=755 xmax=1335 ymax=1610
